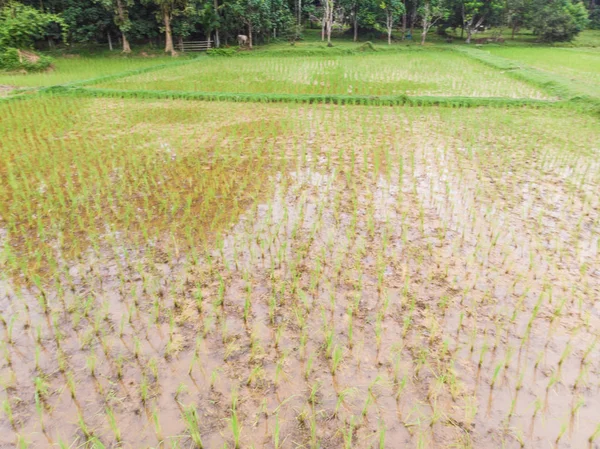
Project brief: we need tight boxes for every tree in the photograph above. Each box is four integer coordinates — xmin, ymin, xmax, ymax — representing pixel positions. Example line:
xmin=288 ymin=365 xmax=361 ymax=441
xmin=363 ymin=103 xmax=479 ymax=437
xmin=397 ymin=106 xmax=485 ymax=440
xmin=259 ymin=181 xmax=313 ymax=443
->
xmin=505 ymin=0 xmax=532 ymax=39
xmin=147 ymin=0 xmax=187 ymax=54
xmin=60 ymin=0 xmax=115 ymax=44
xmin=419 ymin=0 xmax=447 ymax=44
xmin=531 ymin=0 xmax=588 ymax=41
xmin=589 ymin=4 xmax=600 ymax=29
xmin=211 ymin=0 xmax=220 ymax=46
xmin=229 ymin=0 xmax=271 ymax=48
xmin=97 ymin=0 xmax=134 ymax=52
xmin=196 ymin=0 xmax=220 ymax=46
xmin=322 ymin=0 xmax=334 ymax=45
xmin=349 ymin=0 xmax=361 ymax=40
xmin=379 ymin=0 xmax=404 ymax=44
xmin=460 ymin=0 xmax=502 ymax=43
xmin=264 ymin=0 xmax=293 ymax=38
xmin=0 ymin=1 xmax=67 ymax=49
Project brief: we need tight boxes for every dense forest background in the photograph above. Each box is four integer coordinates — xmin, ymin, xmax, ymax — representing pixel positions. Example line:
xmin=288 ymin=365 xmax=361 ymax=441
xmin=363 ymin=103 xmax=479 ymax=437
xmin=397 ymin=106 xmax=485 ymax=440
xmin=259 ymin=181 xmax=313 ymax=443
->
xmin=0 ymin=0 xmax=597 ymax=56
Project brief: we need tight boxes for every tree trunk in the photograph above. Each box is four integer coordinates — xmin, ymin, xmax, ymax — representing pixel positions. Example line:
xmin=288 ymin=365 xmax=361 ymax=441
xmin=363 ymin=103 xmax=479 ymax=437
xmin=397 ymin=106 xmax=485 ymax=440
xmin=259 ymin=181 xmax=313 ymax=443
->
xmin=164 ymin=11 xmax=176 ymax=55
xmin=248 ymin=24 xmax=253 ymax=49
xmin=108 ymin=32 xmax=113 ymax=51
xmin=465 ymin=15 xmax=485 ymax=44
xmin=214 ymin=0 xmax=220 ymax=47
xmin=322 ymin=12 xmax=326 ymax=40
xmin=115 ymin=0 xmax=131 ymax=53
xmin=353 ymin=6 xmax=358 ymax=41
xmin=122 ymin=31 xmax=131 ymax=53
xmin=401 ymin=0 xmax=407 ymax=39
xmin=409 ymin=3 xmax=417 ymax=37
xmin=421 ymin=3 xmax=428 ymax=45
xmin=511 ymin=23 xmax=517 ymax=40
xmin=298 ymin=0 xmax=302 ymax=25
xmin=460 ymin=4 xmax=465 ymax=39
xmin=329 ymin=0 xmax=334 ymax=45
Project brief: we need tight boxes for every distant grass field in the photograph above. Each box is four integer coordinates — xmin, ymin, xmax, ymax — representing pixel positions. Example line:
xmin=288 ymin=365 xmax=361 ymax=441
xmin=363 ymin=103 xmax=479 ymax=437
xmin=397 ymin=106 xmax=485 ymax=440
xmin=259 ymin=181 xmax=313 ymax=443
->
xmin=0 ymin=55 xmax=178 ymax=87
xmin=485 ymin=47 xmax=600 ymax=98
xmin=92 ymin=51 xmax=550 ymax=99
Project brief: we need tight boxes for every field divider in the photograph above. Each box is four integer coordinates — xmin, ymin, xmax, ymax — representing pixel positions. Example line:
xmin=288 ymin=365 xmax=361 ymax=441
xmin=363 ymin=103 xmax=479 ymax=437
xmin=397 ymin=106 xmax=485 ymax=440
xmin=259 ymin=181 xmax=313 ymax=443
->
xmin=0 ymin=89 xmax=39 ymax=104
xmin=228 ymin=44 xmax=458 ymax=58
xmin=44 ymin=85 xmax=565 ymax=108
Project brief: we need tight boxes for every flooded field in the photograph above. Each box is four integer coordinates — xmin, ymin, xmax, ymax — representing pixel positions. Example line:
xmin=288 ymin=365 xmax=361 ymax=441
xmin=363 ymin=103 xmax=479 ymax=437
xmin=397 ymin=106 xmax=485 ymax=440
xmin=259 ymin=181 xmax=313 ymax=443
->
xmin=0 ymin=97 xmax=599 ymax=449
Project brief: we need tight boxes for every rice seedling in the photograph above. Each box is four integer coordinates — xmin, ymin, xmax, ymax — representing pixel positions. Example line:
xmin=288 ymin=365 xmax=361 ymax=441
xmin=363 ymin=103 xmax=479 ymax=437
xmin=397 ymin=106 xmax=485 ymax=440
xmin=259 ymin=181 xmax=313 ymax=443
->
xmin=105 ymin=406 xmax=121 ymax=443
xmin=227 ymin=390 xmax=242 ymax=449
xmin=589 ymin=422 xmax=600 ymax=444
xmin=182 ymin=405 xmax=204 ymax=448
xmin=2 ymin=399 xmax=15 ymax=428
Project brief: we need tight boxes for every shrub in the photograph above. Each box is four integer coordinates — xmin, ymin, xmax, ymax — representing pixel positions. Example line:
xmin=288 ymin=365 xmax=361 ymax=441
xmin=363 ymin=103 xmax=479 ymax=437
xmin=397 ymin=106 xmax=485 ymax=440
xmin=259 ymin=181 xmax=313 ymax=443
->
xmin=0 ymin=48 xmax=53 ymax=72
xmin=207 ymin=47 xmax=238 ymax=57
xmin=0 ymin=2 xmax=67 ymax=49
xmin=357 ymin=41 xmax=377 ymax=52
xmin=589 ymin=6 xmax=600 ymax=30
xmin=531 ymin=0 xmax=589 ymax=42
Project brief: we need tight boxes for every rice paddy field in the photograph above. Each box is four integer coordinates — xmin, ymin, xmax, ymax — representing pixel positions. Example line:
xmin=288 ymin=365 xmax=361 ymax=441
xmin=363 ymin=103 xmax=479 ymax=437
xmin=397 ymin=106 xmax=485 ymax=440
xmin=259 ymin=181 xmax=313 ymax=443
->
xmin=91 ymin=51 xmax=550 ymax=99
xmin=1 ymin=42 xmax=600 ymax=449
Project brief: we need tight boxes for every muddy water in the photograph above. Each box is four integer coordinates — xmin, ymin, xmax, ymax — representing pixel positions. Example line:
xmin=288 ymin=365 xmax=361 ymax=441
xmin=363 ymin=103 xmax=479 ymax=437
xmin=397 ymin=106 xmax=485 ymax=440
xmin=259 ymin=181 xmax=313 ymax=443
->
xmin=0 ymin=100 xmax=599 ymax=449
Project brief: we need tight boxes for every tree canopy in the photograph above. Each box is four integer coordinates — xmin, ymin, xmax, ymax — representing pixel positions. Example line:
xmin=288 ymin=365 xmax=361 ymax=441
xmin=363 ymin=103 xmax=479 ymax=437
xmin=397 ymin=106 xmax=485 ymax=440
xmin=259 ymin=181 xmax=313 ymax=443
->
xmin=0 ymin=2 xmax=67 ymax=49
xmin=0 ymin=0 xmax=591 ymax=53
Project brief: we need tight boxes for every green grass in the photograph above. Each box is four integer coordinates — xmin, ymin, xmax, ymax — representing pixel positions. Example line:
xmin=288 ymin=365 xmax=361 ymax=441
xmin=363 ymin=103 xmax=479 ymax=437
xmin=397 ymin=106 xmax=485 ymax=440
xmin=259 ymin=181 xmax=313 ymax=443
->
xmin=0 ymin=55 xmax=179 ymax=87
xmin=443 ymin=28 xmax=600 ymax=47
xmin=92 ymin=51 xmax=550 ymax=99
xmin=485 ymin=46 xmax=600 ymax=98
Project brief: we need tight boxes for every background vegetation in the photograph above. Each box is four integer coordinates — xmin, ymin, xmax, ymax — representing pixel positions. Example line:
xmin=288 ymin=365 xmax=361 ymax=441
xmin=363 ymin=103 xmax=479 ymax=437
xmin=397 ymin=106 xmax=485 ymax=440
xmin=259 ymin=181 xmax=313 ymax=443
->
xmin=0 ymin=0 xmax=596 ymax=68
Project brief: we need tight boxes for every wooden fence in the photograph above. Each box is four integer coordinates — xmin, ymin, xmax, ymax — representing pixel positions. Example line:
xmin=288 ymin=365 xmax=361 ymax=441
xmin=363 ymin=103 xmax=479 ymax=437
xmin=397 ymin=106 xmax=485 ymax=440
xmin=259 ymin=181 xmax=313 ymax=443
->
xmin=178 ymin=40 xmax=213 ymax=52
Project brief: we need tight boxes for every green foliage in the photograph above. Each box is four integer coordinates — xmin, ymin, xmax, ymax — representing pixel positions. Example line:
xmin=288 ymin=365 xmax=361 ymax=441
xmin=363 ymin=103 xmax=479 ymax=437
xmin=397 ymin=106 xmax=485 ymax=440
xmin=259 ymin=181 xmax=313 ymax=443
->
xmin=356 ymin=40 xmax=377 ymax=51
xmin=531 ymin=0 xmax=589 ymax=42
xmin=207 ymin=47 xmax=237 ymax=56
xmin=61 ymin=0 xmax=114 ymax=43
xmin=589 ymin=6 xmax=600 ymax=30
xmin=0 ymin=47 xmax=53 ymax=72
xmin=0 ymin=2 xmax=67 ymax=49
